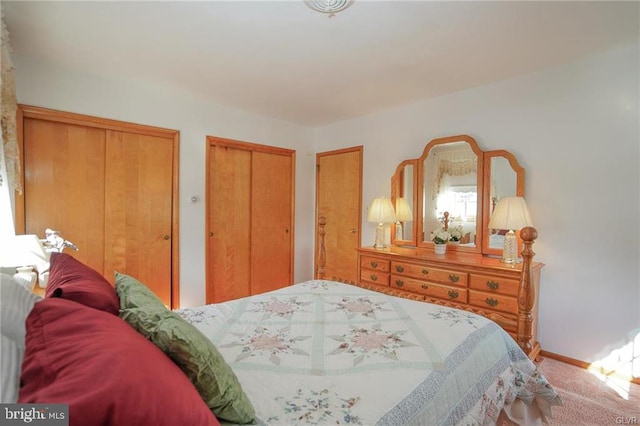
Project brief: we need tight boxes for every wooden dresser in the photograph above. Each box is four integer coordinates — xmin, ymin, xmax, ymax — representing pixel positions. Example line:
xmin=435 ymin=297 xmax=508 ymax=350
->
xmin=356 ymin=243 xmax=543 ymax=360
xmin=314 ymin=135 xmax=544 ymax=360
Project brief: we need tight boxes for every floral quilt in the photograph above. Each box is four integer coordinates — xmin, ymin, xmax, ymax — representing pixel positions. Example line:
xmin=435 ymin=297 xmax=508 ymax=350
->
xmin=177 ymin=280 xmax=561 ymax=425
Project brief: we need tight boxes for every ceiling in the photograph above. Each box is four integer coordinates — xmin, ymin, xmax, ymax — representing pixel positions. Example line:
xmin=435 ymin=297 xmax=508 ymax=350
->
xmin=3 ymin=1 xmax=638 ymax=127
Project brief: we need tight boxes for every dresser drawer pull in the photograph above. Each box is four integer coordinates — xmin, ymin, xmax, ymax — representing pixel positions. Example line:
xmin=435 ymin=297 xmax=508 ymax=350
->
xmin=395 ymin=279 xmax=404 ymax=287
xmin=485 ymin=298 xmax=499 ymax=307
xmin=486 ymin=281 xmax=500 ymax=290
xmin=448 ymin=290 xmax=459 ymax=299
xmin=395 ymin=265 xmax=405 ymax=273
xmin=370 ymin=261 xmax=378 ymax=268
xmin=421 ymin=284 xmax=428 ymax=290
xmin=449 ymin=274 xmax=460 ymax=283
xmin=370 ymin=274 xmax=378 ymax=282
xmin=421 ymin=268 xmax=429 ymax=275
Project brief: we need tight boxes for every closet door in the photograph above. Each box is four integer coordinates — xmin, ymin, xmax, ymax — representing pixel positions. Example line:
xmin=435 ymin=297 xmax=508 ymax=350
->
xmin=104 ymin=131 xmax=174 ymax=306
xmin=23 ymin=118 xmax=106 ymax=272
xmin=18 ymin=105 xmax=180 ymax=308
xmin=251 ymin=151 xmax=294 ymax=295
xmin=207 ymin=143 xmax=252 ymax=303
xmin=206 ymin=137 xmax=295 ymax=304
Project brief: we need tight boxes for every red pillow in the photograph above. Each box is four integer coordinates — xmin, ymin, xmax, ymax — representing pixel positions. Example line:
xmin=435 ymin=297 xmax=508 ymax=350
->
xmin=45 ymin=252 xmax=120 ymax=315
xmin=19 ymin=298 xmax=219 ymax=426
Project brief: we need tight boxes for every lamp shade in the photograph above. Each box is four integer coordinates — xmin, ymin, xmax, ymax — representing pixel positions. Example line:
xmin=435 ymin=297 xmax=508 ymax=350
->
xmin=367 ymin=197 xmax=396 ymax=224
xmin=395 ymin=198 xmax=413 ymax=222
xmin=0 ymin=234 xmax=50 ymax=269
xmin=488 ymin=196 xmax=533 ymax=230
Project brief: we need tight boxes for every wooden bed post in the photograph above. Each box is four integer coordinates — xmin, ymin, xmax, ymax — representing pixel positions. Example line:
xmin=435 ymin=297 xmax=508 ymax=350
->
xmin=316 ymin=216 xmax=327 ymax=279
xmin=518 ymin=226 xmax=537 ymax=357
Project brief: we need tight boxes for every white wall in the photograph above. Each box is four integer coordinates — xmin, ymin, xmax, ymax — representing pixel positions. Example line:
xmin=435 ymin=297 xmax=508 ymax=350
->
xmin=313 ymin=44 xmax=640 ymax=364
xmin=14 ymin=57 xmax=317 ymax=308
xmin=15 ymin=42 xmax=639 ymax=364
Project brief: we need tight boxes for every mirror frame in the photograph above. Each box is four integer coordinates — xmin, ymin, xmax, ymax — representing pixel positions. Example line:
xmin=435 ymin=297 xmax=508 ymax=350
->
xmin=481 ymin=150 xmax=525 ymax=256
xmin=417 ymin=135 xmax=484 ymax=254
xmin=391 ymin=159 xmax=418 ymax=246
xmin=390 ymin=135 xmax=525 ymax=256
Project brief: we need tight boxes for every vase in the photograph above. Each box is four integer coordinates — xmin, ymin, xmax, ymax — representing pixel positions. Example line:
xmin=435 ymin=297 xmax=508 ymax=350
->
xmin=434 ymin=243 xmax=447 ymax=255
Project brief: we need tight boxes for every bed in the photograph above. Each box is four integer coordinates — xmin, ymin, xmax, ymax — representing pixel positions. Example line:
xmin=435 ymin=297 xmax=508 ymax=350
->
xmin=1 ymin=252 xmax=562 ymax=425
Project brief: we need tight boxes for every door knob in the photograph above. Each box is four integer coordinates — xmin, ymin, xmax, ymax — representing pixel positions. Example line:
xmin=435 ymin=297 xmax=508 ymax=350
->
xmin=163 ymin=235 xmax=170 ymax=240
xmin=349 ymin=228 xmax=357 ymax=233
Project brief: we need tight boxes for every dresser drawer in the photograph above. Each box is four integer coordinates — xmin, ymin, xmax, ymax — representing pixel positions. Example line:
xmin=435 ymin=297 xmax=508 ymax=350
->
xmin=360 ymin=256 xmax=390 ymax=273
xmin=391 ymin=275 xmax=468 ymax=303
xmin=390 ymin=261 xmax=467 ymax=287
xmin=468 ymin=290 xmax=518 ymax=315
xmin=361 ymin=270 xmax=390 ymax=287
xmin=469 ymin=274 xmax=518 ymax=297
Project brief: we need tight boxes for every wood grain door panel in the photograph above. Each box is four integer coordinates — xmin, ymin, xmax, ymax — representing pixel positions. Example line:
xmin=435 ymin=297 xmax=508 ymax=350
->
xmin=207 ymin=144 xmax=252 ymax=303
xmin=315 ymin=147 xmax=362 ymax=283
xmin=251 ymin=151 xmax=294 ymax=295
xmin=23 ymin=118 xmax=106 ymax=272
xmin=104 ymin=131 xmax=174 ymax=306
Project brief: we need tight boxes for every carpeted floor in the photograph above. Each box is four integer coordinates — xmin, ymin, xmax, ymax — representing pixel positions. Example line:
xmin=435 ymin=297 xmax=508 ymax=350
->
xmin=535 ymin=356 xmax=640 ymax=425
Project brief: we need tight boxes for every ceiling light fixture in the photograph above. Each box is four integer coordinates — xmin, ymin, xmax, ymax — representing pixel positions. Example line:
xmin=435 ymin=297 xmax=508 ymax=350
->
xmin=305 ymin=0 xmax=354 ymax=18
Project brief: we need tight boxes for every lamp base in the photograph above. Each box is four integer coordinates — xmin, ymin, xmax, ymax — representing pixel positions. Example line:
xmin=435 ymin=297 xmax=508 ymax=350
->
xmin=500 ymin=229 xmax=520 ymax=264
xmin=373 ymin=223 xmax=386 ymax=249
xmin=394 ymin=221 xmax=403 ymax=241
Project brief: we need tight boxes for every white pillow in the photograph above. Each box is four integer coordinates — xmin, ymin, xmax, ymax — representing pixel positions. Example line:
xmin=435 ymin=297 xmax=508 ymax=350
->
xmin=0 ymin=274 xmax=42 ymax=403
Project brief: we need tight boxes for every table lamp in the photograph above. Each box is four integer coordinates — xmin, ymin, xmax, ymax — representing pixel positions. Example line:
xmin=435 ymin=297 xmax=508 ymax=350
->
xmin=367 ymin=196 xmax=396 ymax=249
xmin=0 ymin=234 xmax=50 ymax=287
xmin=488 ymin=196 xmax=533 ymax=264
xmin=394 ymin=197 xmax=413 ymax=240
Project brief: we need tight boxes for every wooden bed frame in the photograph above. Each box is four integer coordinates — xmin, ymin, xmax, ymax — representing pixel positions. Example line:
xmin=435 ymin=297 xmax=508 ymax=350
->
xmin=316 ymin=217 xmax=541 ymax=360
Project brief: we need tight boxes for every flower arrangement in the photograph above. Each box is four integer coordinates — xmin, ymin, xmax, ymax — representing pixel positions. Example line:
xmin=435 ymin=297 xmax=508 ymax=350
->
xmin=431 ymin=228 xmax=450 ymax=245
xmin=448 ymin=225 xmax=463 ymax=242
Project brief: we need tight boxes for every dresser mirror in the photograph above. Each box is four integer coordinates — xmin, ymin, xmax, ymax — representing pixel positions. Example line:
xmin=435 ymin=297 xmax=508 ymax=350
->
xmin=482 ymin=150 xmax=525 ymax=256
xmin=390 ymin=159 xmax=418 ymax=246
xmin=390 ymin=135 xmax=524 ymax=256
xmin=418 ymin=135 xmax=484 ymax=253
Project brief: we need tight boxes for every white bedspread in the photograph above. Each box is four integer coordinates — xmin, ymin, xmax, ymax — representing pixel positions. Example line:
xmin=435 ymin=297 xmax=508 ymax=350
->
xmin=177 ymin=280 xmax=561 ymax=425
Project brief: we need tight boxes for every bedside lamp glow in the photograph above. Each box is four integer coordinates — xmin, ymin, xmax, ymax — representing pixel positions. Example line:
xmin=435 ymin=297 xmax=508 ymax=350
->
xmin=367 ymin=196 xmax=396 ymax=249
xmin=488 ymin=196 xmax=533 ymax=264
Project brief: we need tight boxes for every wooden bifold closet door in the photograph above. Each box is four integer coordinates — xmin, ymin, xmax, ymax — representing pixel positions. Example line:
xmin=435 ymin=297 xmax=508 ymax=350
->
xmin=18 ymin=105 xmax=179 ymax=308
xmin=206 ymin=137 xmax=295 ymax=303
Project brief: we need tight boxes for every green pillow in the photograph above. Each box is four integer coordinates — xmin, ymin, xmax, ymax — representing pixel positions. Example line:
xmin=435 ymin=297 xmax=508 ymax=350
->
xmin=115 ymin=272 xmax=255 ymax=424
